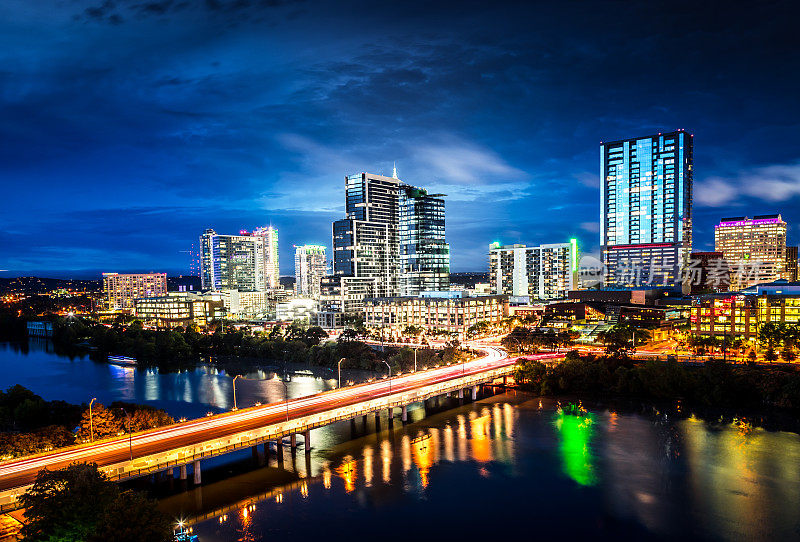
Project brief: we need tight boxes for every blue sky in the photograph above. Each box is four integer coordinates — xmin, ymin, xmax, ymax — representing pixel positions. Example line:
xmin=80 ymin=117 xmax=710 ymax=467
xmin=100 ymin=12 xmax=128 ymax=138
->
xmin=1 ymin=0 xmax=799 ymax=278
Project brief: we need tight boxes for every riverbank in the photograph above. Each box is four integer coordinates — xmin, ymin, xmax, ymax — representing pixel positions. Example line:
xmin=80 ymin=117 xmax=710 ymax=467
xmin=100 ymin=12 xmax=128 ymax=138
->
xmin=513 ymin=351 xmax=800 ymax=413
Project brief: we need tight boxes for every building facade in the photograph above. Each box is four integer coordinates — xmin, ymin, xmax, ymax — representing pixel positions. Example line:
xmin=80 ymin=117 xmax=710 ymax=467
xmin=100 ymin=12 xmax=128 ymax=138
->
xmin=787 ymin=246 xmax=798 ymax=282
xmin=489 ymin=240 xmax=577 ymax=300
xmin=102 ymin=272 xmax=167 ymax=311
xmin=330 ymin=171 xmax=450 ymax=312
xmin=600 ymin=130 xmax=693 ymax=288
xmin=714 ymin=215 xmax=788 ymax=289
xmin=398 ymin=186 xmax=450 ymax=295
xmin=294 ymin=245 xmax=327 ymax=297
xmin=134 ymin=292 xmax=225 ymax=328
xmin=200 ymin=227 xmax=279 ymax=292
xmin=363 ymin=294 xmax=507 ymax=340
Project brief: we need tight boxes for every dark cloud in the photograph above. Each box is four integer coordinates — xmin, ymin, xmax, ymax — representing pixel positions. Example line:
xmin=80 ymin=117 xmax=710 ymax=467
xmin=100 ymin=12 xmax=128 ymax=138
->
xmin=1 ymin=0 xmax=800 ymax=277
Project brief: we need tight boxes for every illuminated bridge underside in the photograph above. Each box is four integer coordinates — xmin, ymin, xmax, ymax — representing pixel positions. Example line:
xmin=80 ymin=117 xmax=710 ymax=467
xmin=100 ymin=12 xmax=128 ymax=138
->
xmin=0 ymin=347 xmax=558 ymax=510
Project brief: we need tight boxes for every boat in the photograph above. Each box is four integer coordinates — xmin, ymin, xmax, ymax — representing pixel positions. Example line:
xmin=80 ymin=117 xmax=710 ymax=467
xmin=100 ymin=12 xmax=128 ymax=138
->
xmin=107 ymin=355 xmax=137 ymax=367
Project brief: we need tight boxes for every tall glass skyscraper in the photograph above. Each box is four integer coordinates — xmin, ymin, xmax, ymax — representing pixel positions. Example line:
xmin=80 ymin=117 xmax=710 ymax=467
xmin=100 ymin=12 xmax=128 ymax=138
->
xmin=330 ymin=171 xmax=450 ymax=309
xmin=600 ymin=130 xmax=693 ymax=288
xmin=294 ymin=244 xmax=327 ymax=297
xmin=399 ymin=186 xmax=449 ymax=295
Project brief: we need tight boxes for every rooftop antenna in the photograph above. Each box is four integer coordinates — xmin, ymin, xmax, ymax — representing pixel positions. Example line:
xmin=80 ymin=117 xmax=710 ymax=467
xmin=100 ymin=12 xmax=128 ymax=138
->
xmin=392 ymin=162 xmax=398 ymax=179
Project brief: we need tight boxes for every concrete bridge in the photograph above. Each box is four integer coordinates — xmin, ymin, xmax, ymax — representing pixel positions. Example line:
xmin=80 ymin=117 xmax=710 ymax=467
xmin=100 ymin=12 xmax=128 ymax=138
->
xmin=0 ymin=346 xmax=561 ymax=511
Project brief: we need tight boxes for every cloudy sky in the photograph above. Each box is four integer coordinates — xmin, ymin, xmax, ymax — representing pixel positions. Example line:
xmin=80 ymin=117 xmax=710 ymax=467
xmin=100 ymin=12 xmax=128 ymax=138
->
xmin=1 ymin=0 xmax=799 ymax=278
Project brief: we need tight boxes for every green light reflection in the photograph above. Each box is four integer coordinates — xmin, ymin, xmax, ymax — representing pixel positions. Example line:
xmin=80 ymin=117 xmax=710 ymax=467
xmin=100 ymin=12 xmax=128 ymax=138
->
xmin=554 ymin=411 xmax=597 ymax=486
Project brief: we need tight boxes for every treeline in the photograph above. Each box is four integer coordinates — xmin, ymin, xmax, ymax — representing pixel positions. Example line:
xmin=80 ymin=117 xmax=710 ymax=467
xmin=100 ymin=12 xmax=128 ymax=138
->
xmin=514 ymin=352 xmax=800 ymax=410
xmin=0 ymin=385 xmax=174 ymax=459
xmin=50 ymin=317 xmax=471 ymax=373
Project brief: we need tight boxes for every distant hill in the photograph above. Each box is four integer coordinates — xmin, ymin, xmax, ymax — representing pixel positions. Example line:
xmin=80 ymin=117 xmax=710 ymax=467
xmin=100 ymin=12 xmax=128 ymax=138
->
xmin=0 ymin=276 xmax=101 ymax=294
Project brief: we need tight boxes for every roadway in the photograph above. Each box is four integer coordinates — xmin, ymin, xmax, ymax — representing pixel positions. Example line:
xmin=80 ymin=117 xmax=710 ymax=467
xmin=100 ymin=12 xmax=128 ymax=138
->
xmin=0 ymin=345 xmax=557 ymax=493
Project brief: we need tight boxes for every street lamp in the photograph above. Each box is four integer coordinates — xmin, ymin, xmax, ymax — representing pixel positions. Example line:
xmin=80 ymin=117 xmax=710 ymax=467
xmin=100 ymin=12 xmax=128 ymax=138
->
xmin=232 ymin=375 xmax=241 ymax=410
xmin=118 ymin=407 xmax=133 ymax=461
xmin=337 ymin=358 xmax=346 ymax=389
xmin=382 ymin=360 xmax=392 ymax=393
xmin=414 ymin=347 xmax=417 ymax=372
xmin=89 ymin=397 xmax=97 ymax=442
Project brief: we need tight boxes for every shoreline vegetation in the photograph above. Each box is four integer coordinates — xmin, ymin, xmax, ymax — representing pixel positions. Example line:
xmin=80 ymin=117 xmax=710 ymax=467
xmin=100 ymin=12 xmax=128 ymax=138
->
xmin=513 ymin=350 xmax=800 ymax=413
xmin=8 ymin=315 xmax=477 ymax=376
xmin=0 ymin=385 xmax=173 ymax=460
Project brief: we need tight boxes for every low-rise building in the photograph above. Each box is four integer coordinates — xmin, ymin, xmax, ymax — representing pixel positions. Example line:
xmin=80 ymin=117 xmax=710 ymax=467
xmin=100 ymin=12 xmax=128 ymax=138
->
xmin=276 ymin=298 xmax=318 ymax=323
xmin=134 ymin=292 xmax=225 ymax=328
xmin=363 ymin=293 xmax=507 ymax=340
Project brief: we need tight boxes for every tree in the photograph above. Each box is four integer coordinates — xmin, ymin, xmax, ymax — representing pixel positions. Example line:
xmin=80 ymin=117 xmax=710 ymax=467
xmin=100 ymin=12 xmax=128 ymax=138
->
xmin=19 ymin=463 xmax=172 ymax=542
xmin=19 ymin=463 xmax=119 ymax=542
xmin=88 ymin=490 xmax=172 ymax=542
xmin=303 ymin=326 xmax=329 ymax=346
xmin=79 ymin=403 xmax=121 ymax=441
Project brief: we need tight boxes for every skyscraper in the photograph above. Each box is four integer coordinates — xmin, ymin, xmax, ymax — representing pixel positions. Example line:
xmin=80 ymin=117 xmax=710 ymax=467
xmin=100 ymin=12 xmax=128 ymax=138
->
xmin=294 ymin=244 xmax=327 ymax=297
xmin=399 ymin=185 xmax=450 ymax=295
xmin=200 ymin=227 xmax=279 ymax=292
xmin=489 ymin=240 xmax=577 ymax=300
xmin=600 ymin=130 xmax=693 ymax=288
xmin=714 ymin=214 xmax=788 ymax=289
xmin=328 ymin=170 xmax=449 ymax=313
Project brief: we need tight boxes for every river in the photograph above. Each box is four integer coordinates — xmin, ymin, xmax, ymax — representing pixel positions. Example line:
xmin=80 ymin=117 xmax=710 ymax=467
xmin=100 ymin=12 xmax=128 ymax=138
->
xmin=2 ymin=341 xmax=800 ymax=541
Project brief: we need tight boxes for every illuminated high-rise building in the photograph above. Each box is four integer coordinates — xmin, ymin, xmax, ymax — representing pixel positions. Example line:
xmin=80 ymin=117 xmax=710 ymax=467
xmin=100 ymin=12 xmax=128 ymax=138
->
xmin=294 ymin=244 xmax=327 ymax=297
xmin=489 ymin=240 xmax=577 ymax=300
xmin=600 ymin=130 xmax=693 ymax=288
xmin=102 ymin=272 xmax=167 ymax=311
xmin=200 ymin=226 xmax=279 ymax=292
xmin=399 ymin=185 xmax=450 ymax=295
xmin=330 ymin=171 xmax=449 ymax=312
xmin=714 ymin=214 xmax=788 ymax=289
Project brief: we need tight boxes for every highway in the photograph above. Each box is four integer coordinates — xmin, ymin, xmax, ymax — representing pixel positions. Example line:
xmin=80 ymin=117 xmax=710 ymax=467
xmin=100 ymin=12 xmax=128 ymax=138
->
xmin=0 ymin=345 xmax=558 ymax=493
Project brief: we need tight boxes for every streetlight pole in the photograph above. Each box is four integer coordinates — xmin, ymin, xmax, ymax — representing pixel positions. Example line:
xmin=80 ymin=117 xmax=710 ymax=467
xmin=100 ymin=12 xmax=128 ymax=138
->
xmin=89 ymin=397 xmax=96 ymax=443
xmin=382 ymin=360 xmax=391 ymax=393
xmin=414 ymin=348 xmax=417 ymax=373
xmin=232 ymin=375 xmax=241 ymax=410
xmin=337 ymin=357 xmax=346 ymax=389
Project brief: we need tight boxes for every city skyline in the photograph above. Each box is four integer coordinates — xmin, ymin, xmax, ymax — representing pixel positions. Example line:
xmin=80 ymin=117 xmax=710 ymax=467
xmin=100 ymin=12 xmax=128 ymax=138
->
xmin=2 ymin=1 xmax=800 ymax=278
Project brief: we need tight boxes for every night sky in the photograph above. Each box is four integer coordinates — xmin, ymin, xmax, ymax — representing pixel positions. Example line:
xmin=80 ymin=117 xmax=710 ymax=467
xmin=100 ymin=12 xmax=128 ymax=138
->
xmin=2 ymin=0 xmax=799 ymax=278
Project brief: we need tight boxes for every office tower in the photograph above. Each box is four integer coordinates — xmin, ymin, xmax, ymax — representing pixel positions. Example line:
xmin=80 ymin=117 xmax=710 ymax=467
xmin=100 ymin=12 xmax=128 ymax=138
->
xmin=294 ymin=244 xmax=327 ymax=297
xmin=714 ymin=214 xmax=788 ymax=289
xmin=398 ymin=186 xmax=450 ymax=295
xmin=102 ymin=272 xmax=167 ymax=311
xmin=489 ymin=240 xmax=577 ymax=300
xmin=787 ymin=246 xmax=798 ymax=282
xmin=600 ymin=130 xmax=693 ymax=288
xmin=253 ymin=226 xmax=280 ymax=289
xmin=330 ymin=171 xmax=450 ymax=310
xmin=200 ymin=227 xmax=279 ymax=292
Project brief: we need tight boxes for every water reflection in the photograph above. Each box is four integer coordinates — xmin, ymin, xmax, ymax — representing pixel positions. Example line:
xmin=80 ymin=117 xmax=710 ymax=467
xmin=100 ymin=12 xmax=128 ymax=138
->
xmin=553 ymin=411 xmax=597 ymax=487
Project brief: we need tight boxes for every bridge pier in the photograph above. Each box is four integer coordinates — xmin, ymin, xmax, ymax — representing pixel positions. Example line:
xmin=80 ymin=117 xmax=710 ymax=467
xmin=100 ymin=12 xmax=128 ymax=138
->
xmin=458 ymin=388 xmax=464 ymax=401
xmin=503 ymin=375 xmax=508 ymax=387
xmin=290 ymin=433 xmax=297 ymax=449
xmin=193 ymin=460 xmax=201 ymax=485
xmin=304 ymin=429 xmax=311 ymax=453
xmin=179 ymin=464 xmax=187 ymax=480
xmin=375 ymin=410 xmax=380 ymax=428
xmin=472 ymin=386 xmax=478 ymax=401
xmin=401 ymin=405 xmax=408 ymax=423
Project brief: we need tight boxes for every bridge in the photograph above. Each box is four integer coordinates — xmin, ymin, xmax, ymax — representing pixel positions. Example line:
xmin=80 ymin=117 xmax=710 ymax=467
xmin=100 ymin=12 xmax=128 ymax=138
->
xmin=0 ymin=345 xmax=561 ymax=511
